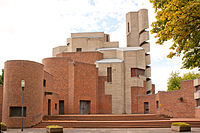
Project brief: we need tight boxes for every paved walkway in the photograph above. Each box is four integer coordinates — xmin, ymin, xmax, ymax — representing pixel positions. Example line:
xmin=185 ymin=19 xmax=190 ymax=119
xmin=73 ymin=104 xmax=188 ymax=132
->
xmin=3 ymin=128 xmax=200 ymax=133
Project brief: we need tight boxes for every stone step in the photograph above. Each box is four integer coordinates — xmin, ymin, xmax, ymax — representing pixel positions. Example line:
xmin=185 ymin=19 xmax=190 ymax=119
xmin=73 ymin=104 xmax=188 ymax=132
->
xmin=34 ymin=120 xmax=200 ymax=128
xmin=43 ymin=114 xmax=170 ymax=121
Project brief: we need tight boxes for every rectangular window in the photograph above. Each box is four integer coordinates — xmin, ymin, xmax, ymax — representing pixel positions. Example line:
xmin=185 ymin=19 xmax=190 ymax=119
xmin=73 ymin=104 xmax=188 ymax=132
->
xmin=156 ymin=101 xmax=159 ymax=111
xmin=144 ymin=102 xmax=149 ymax=114
xmin=107 ymin=67 xmax=112 ymax=83
xmin=55 ymin=103 xmax=57 ymax=110
xmin=106 ymin=35 xmax=109 ymax=42
xmin=131 ymin=68 xmax=136 ymax=77
xmin=131 ymin=68 xmax=145 ymax=77
xmin=197 ymin=99 xmax=200 ymax=107
xmin=76 ymin=48 xmax=82 ymax=52
xmin=10 ymin=107 xmax=26 ymax=117
xmin=43 ymin=79 xmax=46 ymax=87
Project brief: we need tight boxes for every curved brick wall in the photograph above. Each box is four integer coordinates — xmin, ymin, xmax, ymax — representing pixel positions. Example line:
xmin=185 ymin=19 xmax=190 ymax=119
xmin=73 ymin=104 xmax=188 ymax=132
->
xmin=3 ymin=60 xmax=44 ymax=128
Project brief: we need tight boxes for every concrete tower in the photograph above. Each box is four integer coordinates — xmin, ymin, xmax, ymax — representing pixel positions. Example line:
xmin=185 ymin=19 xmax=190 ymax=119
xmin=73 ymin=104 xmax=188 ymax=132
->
xmin=126 ymin=9 xmax=152 ymax=93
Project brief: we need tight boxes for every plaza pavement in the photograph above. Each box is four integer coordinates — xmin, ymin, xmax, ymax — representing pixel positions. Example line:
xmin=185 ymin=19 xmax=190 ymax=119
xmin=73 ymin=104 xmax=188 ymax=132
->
xmin=3 ymin=128 xmax=200 ymax=133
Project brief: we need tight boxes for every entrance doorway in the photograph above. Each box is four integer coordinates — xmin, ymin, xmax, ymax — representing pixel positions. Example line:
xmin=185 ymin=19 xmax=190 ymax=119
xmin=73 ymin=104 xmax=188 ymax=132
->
xmin=48 ymin=99 xmax=51 ymax=115
xmin=144 ymin=102 xmax=149 ymax=114
xmin=59 ymin=100 xmax=64 ymax=115
xmin=80 ymin=100 xmax=90 ymax=114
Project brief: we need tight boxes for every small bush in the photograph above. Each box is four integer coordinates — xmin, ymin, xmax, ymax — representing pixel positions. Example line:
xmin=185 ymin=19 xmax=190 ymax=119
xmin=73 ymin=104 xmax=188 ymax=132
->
xmin=172 ymin=122 xmax=190 ymax=127
xmin=0 ymin=122 xmax=7 ymax=131
xmin=46 ymin=125 xmax=62 ymax=128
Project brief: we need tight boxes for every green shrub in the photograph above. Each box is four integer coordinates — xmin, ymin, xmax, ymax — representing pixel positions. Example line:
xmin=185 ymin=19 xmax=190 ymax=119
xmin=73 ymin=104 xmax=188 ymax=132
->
xmin=46 ymin=125 xmax=62 ymax=128
xmin=0 ymin=122 xmax=7 ymax=131
xmin=172 ymin=122 xmax=190 ymax=127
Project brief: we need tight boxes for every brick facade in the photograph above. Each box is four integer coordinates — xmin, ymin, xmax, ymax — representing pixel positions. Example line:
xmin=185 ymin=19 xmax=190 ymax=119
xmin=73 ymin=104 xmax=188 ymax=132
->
xmin=3 ymin=60 xmax=44 ymax=128
xmin=69 ymin=62 xmax=98 ymax=114
xmin=1 ymin=46 xmax=199 ymax=128
xmin=195 ymin=108 xmax=200 ymax=118
xmin=56 ymin=51 xmax=103 ymax=64
xmin=1 ymin=9 xmax=199 ymax=128
xmin=97 ymin=76 xmax=112 ymax=114
xmin=0 ymin=85 xmax=3 ymax=122
xmin=131 ymin=80 xmax=196 ymax=118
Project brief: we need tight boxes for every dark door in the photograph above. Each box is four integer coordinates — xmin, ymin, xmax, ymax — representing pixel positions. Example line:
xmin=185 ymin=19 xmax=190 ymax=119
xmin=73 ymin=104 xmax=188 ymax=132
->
xmin=48 ymin=99 xmax=51 ymax=115
xmin=144 ymin=102 xmax=149 ymax=114
xmin=80 ymin=100 xmax=90 ymax=114
xmin=59 ymin=100 xmax=64 ymax=115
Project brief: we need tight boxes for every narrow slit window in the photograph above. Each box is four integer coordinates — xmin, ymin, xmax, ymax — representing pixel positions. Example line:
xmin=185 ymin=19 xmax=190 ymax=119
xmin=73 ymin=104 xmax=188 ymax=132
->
xmin=128 ymin=22 xmax=130 ymax=32
xmin=197 ymin=99 xmax=200 ymax=107
xmin=107 ymin=67 xmax=112 ymax=83
xmin=156 ymin=101 xmax=159 ymax=111
xmin=55 ymin=104 xmax=57 ymax=110
xmin=43 ymin=79 xmax=46 ymax=87
xmin=106 ymin=35 xmax=109 ymax=42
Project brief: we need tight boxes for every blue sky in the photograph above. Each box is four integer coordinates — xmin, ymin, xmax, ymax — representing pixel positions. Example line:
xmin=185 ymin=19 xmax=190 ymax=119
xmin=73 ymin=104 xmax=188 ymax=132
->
xmin=0 ymin=0 xmax=198 ymax=92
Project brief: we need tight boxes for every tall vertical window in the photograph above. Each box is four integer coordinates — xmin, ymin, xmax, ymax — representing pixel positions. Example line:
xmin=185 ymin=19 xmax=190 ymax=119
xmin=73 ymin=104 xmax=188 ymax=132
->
xmin=107 ymin=67 xmax=112 ymax=83
xmin=156 ymin=101 xmax=159 ymax=111
xmin=55 ymin=103 xmax=57 ymax=110
xmin=128 ymin=22 xmax=130 ymax=32
xmin=43 ymin=79 xmax=46 ymax=87
xmin=197 ymin=99 xmax=200 ymax=107
xmin=106 ymin=35 xmax=109 ymax=42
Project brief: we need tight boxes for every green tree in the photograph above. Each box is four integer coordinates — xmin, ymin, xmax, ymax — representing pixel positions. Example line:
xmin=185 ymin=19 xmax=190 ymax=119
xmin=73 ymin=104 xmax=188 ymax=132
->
xmin=167 ymin=71 xmax=182 ymax=91
xmin=167 ymin=71 xmax=200 ymax=91
xmin=149 ymin=0 xmax=200 ymax=69
xmin=0 ymin=69 xmax=4 ymax=85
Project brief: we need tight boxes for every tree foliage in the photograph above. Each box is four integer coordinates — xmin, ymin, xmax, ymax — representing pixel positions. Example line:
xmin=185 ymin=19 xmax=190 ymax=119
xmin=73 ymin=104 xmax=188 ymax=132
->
xmin=149 ymin=0 xmax=200 ymax=69
xmin=167 ymin=71 xmax=200 ymax=91
xmin=0 ymin=69 xmax=4 ymax=85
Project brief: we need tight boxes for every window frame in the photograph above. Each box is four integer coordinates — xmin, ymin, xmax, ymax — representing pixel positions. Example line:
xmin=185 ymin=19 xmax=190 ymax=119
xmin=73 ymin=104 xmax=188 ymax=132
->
xmin=10 ymin=106 xmax=26 ymax=117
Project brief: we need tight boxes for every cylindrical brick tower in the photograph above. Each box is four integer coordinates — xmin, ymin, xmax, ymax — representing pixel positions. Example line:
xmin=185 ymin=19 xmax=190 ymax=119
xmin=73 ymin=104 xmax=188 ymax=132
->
xmin=3 ymin=60 xmax=44 ymax=128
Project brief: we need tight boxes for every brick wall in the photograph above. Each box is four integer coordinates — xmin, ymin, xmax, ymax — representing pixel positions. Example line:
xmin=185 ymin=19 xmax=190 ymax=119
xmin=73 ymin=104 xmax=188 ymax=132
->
xmin=43 ymin=57 xmax=71 ymax=114
xmin=72 ymin=62 xmax=98 ymax=114
xmin=133 ymin=80 xmax=196 ymax=118
xmin=43 ymin=71 xmax=59 ymax=116
xmin=97 ymin=76 xmax=112 ymax=114
xmin=157 ymin=80 xmax=195 ymax=118
xmin=56 ymin=51 xmax=103 ymax=64
xmin=195 ymin=108 xmax=200 ymax=118
xmin=137 ymin=94 xmax=156 ymax=114
xmin=131 ymin=81 xmax=146 ymax=114
xmin=0 ymin=85 xmax=3 ymax=121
